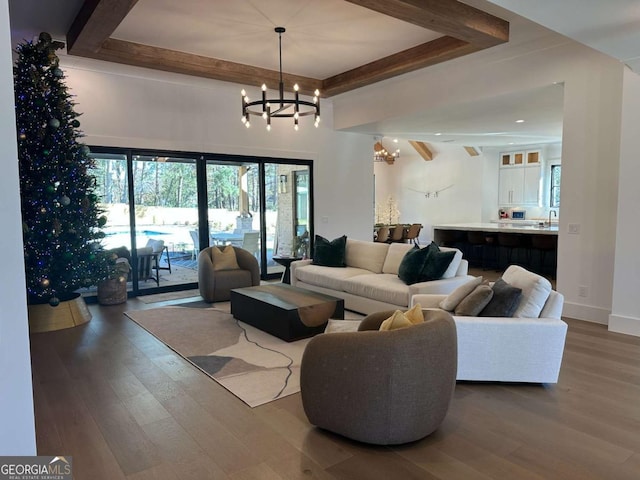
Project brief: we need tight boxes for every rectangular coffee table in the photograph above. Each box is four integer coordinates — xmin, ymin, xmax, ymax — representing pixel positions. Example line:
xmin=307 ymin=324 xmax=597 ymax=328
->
xmin=230 ymin=284 xmax=344 ymax=342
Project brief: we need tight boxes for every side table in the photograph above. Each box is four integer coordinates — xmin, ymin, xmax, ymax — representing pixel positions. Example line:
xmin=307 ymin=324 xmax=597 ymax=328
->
xmin=272 ymin=255 xmax=302 ymax=284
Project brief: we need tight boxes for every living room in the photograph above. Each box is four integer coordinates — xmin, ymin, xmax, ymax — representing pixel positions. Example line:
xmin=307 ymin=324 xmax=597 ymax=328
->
xmin=3 ymin=0 xmax=640 ymax=477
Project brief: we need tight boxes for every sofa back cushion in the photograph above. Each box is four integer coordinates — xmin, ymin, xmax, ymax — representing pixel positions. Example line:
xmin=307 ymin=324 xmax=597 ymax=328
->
xmin=345 ymin=239 xmax=389 ymax=273
xmin=502 ymin=265 xmax=552 ymax=318
xmin=440 ymin=247 xmax=463 ymax=279
xmin=382 ymin=243 xmax=414 ymax=274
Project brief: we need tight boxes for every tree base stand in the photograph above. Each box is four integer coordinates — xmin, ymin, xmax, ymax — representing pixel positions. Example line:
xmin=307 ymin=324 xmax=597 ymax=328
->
xmin=28 ymin=294 xmax=91 ymax=333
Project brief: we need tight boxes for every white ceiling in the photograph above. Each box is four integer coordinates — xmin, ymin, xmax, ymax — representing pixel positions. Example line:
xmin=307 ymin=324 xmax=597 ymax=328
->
xmin=488 ymin=0 xmax=640 ymax=72
xmin=8 ymin=0 xmax=639 ymax=147
xmin=113 ymin=0 xmax=441 ymax=79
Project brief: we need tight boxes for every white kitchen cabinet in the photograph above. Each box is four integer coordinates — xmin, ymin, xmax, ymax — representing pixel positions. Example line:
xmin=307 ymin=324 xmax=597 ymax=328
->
xmin=523 ymin=165 xmax=541 ymax=204
xmin=499 ymin=165 xmax=541 ymax=206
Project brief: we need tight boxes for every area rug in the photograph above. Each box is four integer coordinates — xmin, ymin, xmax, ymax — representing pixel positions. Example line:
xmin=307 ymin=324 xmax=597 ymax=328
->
xmin=124 ymin=306 xmax=311 ymax=407
xmin=137 ymin=289 xmax=201 ymax=304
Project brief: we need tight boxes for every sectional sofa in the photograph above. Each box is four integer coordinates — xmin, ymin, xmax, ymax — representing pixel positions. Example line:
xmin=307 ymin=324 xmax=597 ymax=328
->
xmin=290 ymin=239 xmax=473 ymax=315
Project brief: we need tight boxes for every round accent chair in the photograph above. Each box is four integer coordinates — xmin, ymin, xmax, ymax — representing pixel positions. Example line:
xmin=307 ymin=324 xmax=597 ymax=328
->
xmin=300 ymin=309 xmax=457 ymax=445
xmin=198 ymin=246 xmax=260 ymax=302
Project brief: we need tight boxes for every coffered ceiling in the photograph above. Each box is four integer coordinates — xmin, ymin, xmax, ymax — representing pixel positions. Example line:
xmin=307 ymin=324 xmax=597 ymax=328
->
xmin=56 ymin=0 xmax=509 ymax=97
xmin=11 ymin=0 xmax=633 ymax=147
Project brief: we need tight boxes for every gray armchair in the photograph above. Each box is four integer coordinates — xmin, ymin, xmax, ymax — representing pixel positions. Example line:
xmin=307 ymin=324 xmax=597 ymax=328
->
xmin=300 ymin=309 xmax=457 ymax=445
xmin=198 ymin=246 xmax=260 ymax=302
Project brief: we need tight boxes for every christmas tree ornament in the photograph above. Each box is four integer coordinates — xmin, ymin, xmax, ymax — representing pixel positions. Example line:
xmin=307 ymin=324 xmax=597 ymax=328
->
xmin=48 ymin=118 xmax=60 ymax=129
xmin=19 ymin=132 xmax=26 ymax=140
xmin=71 ymin=119 xmax=80 ymax=128
xmin=53 ymin=68 xmax=63 ymax=78
xmin=40 ymin=278 xmax=50 ymax=287
xmin=48 ymin=296 xmax=60 ymax=307
xmin=60 ymin=195 xmax=71 ymax=206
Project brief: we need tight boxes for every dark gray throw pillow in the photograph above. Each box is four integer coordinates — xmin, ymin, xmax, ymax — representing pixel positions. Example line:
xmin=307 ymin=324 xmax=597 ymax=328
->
xmin=479 ymin=278 xmax=523 ymax=317
xmin=420 ymin=242 xmax=455 ymax=282
xmin=312 ymin=235 xmax=347 ymax=267
xmin=398 ymin=246 xmax=430 ymax=285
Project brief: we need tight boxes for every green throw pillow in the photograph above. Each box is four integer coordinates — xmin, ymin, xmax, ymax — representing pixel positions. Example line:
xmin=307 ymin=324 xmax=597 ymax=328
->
xmin=312 ymin=235 xmax=347 ymax=267
xmin=398 ymin=246 xmax=430 ymax=285
xmin=420 ymin=242 xmax=456 ymax=281
xmin=479 ymin=278 xmax=523 ymax=317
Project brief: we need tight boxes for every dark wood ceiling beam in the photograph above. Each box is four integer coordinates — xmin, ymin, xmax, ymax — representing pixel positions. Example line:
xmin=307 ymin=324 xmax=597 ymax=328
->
xmin=88 ymin=39 xmax=323 ymax=96
xmin=344 ymin=0 xmax=509 ymax=48
xmin=67 ymin=0 xmax=140 ymax=54
xmin=322 ymin=36 xmax=478 ymax=97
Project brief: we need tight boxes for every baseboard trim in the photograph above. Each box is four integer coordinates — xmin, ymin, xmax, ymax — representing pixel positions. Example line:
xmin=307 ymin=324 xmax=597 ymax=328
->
xmin=562 ymin=302 xmax=610 ymax=325
xmin=608 ymin=314 xmax=640 ymax=337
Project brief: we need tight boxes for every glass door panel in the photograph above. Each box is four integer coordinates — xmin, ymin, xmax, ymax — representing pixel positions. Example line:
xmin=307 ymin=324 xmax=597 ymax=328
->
xmin=267 ymin=163 xmax=310 ymax=276
xmin=92 ymin=152 xmax=132 ymax=294
xmin=132 ymin=155 xmax=199 ymax=292
xmin=206 ymin=161 xmax=262 ymax=269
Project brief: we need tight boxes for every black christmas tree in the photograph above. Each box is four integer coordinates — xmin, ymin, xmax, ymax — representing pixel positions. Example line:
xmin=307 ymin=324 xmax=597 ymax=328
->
xmin=14 ymin=32 xmax=109 ymax=306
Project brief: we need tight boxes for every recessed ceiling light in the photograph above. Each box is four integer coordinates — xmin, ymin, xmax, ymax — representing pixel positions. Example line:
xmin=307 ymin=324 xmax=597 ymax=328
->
xmin=515 ymin=119 xmax=525 ymax=123
xmin=435 ymin=132 xmax=442 ymax=136
xmin=393 ymin=138 xmax=398 ymax=143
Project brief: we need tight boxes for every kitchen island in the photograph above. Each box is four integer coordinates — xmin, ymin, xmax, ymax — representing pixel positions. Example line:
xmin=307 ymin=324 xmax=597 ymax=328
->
xmin=434 ymin=223 xmax=558 ymax=276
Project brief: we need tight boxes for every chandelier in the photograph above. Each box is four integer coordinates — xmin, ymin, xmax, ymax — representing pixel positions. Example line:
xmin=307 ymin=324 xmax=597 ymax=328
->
xmin=241 ymin=27 xmax=320 ymax=131
xmin=374 ymin=141 xmax=400 ymax=163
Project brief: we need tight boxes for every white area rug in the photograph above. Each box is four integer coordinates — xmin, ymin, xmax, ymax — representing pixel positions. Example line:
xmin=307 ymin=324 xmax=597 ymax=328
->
xmin=125 ymin=306 xmax=311 ymax=407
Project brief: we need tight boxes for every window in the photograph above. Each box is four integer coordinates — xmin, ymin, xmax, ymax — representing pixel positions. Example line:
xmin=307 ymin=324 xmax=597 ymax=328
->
xmin=550 ymin=165 xmax=561 ymax=208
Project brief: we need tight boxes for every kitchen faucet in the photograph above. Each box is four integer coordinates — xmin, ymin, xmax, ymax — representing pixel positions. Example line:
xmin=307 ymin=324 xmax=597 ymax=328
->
xmin=548 ymin=209 xmax=557 ymax=227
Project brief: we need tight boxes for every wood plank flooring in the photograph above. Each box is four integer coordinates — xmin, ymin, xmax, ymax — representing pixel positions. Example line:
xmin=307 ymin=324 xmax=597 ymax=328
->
xmin=29 ymin=297 xmax=640 ymax=479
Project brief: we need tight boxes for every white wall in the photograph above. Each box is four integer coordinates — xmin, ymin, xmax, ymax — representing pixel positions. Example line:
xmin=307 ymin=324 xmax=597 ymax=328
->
xmin=609 ymin=68 xmax=640 ymax=336
xmin=335 ymin=30 xmax=626 ymax=325
xmin=59 ymin=55 xmax=374 ymax=243
xmin=374 ymin=140 xmax=485 ymax=243
xmin=0 ymin=0 xmax=36 ymax=454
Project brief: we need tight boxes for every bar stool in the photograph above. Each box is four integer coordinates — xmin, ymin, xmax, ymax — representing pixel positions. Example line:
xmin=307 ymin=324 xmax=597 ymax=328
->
xmin=498 ymin=233 xmax=529 ymax=269
xmin=530 ymin=234 xmax=558 ymax=278
xmin=436 ymin=229 xmax=466 ymax=250
xmin=467 ymin=231 xmax=487 ymax=269
xmin=483 ymin=233 xmax=499 ymax=270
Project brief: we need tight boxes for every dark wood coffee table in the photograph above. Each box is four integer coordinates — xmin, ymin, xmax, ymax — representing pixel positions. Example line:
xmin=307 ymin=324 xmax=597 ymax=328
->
xmin=230 ymin=284 xmax=344 ymax=342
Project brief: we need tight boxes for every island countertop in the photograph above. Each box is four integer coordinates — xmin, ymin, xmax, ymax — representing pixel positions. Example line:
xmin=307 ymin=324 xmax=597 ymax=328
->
xmin=433 ymin=223 xmax=558 ymax=235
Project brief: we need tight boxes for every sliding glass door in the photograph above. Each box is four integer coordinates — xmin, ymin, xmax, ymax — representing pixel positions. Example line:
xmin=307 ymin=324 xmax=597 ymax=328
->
xmin=205 ymin=161 xmax=261 ymax=269
xmin=90 ymin=147 xmax=312 ymax=296
xmin=131 ymin=154 xmax=199 ymax=292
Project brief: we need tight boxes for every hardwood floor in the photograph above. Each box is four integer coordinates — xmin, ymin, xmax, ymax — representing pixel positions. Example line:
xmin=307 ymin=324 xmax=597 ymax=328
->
xmin=29 ymin=298 xmax=640 ymax=479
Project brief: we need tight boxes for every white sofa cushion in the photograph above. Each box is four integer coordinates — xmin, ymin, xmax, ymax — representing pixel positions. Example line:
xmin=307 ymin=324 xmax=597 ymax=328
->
xmin=440 ymin=247 xmax=463 ymax=279
xmin=294 ymin=265 xmax=371 ymax=291
xmin=345 ymin=239 xmax=389 ymax=273
xmin=439 ymin=276 xmax=484 ymax=311
xmin=382 ymin=243 xmax=415 ymax=274
xmin=502 ymin=265 xmax=552 ymax=318
xmin=343 ymin=273 xmax=410 ymax=307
